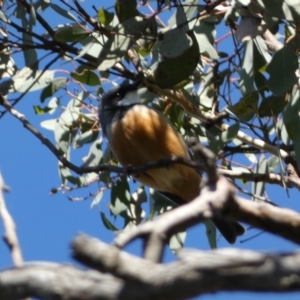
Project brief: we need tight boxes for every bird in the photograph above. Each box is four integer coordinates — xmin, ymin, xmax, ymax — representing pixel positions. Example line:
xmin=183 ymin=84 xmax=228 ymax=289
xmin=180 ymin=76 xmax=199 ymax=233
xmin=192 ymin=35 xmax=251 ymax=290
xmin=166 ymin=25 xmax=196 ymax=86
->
xmin=99 ymin=79 xmax=245 ymax=244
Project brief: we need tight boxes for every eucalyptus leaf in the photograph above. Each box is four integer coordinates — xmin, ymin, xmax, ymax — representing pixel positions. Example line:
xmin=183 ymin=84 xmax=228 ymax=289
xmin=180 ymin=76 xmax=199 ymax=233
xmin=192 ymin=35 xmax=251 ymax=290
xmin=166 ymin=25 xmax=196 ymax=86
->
xmin=51 ymin=4 xmax=78 ymax=22
xmin=40 ymin=77 xmax=68 ymax=103
xmin=11 ymin=69 xmax=55 ymax=93
xmin=266 ymin=45 xmax=298 ymax=95
xmin=252 ymin=155 xmax=267 ymax=201
xmin=97 ymin=16 xmax=150 ymax=70
xmin=239 ymin=39 xmax=254 ymax=95
xmin=204 ymin=220 xmax=217 ymax=249
xmin=221 ymin=123 xmax=240 ymax=143
xmin=90 ymin=190 xmax=104 ymax=209
xmin=153 ymin=30 xmax=199 ymax=88
xmin=100 ymin=212 xmax=118 ymax=231
xmin=54 ymin=25 xmax=89 ymax=43
xmin=82 ymin=140 xmax=103 ymax=167
xmin=71 ymin=69 xmax=100 ymax=86
xmin=98 ymin=7 xmax=114 ymax=26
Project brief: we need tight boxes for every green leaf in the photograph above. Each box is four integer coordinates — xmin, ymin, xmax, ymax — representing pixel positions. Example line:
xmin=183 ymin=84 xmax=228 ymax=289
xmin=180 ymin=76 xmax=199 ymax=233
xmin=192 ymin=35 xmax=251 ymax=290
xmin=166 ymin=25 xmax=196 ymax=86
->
xmin=0 ymin=11 xmax=10 ymax=23
xmin=149 ymin=189 xmax=176 ymax=213
xmin=221 ymin=123 xmax=240 ymax=143
xmin=71 ymin=69 xmax=100 ymax=86
xmin=97 ymin=16 xmax=149 ymax=71
xmin=22 ymin=32 xmax=38 ymax=69
xmin=160 ymin=27 xmax=192 ymax=58
xmin=197 ymin=71 xmax=214 ymax=108
xmin=169 ymin=231 xmax=186 ymax=252
xmin=283 ymin=88 xmax=300 ymax=141
xmin=54 ymin=25 xmax=89 ymax=43
xmin=255 ymin=0 xmax=300 ymax=22
xmin=283 ymin=88 xmax=300 ymax=166
xmin=74 ymin=130 xmax=99 ymax=148
xmin=51 ymin=4 xmax=78 ymax=22
xmin=208 ymin=139 xmax=224 ymax=155
xmin=110 ymin=176 xmax=131 ymax=216
xmin=266 ymin=45 xmax=298 ymax=95
xmin=110 ymin=198 xmax=128 ymax=216
xmin=267 ymin=155 xmax=279 ymax=173
xmin=82 ymin=140 xmax=103 ymax=167
xmin=183 ymin=0 xmax=198 ymax=21
xmin=29 ymin=4 xmax=36 ymax=26
xmin=100 ymin=212 xmax=118 ymax=231
xmin=128 ymin=188 xmax=147 ymax=223
xmin=54 ymin=108 xmax=79 ymax=153
xmin=239 ymin=40 xmax=254 ymax=95
xmin=194 ymin=20 xmax=219 ymax=59
xmin=136 ymin=17 xmax=157 ymax=52
xmin=58 ymin=166 xmax=87 ymax=187
xmin=115 ymin=0 xmax=139 ymax=22
xmin=228 ymin=91 xmax=259 ymax=122
xmin=90 ymin=190 xmax=104 ymax=209
xmin=98 ymin=7 xmax=114 ymax=26
xmin=258 ymin=95 xmax=286 ymax=117
xmin=11 ymin=69 xmax=55 ymax=93
xmin=40 ymin=77 xmax=68 ymax=103
xmin=252 ymin=155 xmax=267 ymax=201
xmin=153 ymin=30 xmax=199 ymax=88
xmin=33 ymin=105 xmax=53 ymax=115
xmin=204 ymin=220 xmax=217 ymax=249
xmin=40 ymin=119 xmax=57 ymax=131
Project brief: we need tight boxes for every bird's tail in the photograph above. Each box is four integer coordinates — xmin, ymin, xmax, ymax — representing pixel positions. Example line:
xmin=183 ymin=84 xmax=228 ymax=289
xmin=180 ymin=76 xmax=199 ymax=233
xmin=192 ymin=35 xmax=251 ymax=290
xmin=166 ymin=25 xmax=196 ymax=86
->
xmin=211 ymin=217 xmax=246 ymax=244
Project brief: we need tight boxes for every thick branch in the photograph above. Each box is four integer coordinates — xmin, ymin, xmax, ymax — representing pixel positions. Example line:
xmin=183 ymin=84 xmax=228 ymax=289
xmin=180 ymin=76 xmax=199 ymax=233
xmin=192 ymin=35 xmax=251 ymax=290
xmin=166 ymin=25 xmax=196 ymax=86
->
xmin=0 ymin=263 xmax=126 ymax=300
xmin=72 ymin=235 xmax=300 ymax=296
xmin=2 ymin=245 xmax=300 ymax=300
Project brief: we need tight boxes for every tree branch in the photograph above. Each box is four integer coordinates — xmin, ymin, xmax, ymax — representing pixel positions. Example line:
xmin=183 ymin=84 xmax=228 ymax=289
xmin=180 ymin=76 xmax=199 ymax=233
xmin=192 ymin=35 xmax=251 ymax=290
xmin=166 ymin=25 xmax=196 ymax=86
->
xmin=2 ymin=243 xmax=300 ymax=300
xmin=71 ymin=234 xmax=300 ymax=297
xmin=0 ymin=173 xmax=24 ymax=267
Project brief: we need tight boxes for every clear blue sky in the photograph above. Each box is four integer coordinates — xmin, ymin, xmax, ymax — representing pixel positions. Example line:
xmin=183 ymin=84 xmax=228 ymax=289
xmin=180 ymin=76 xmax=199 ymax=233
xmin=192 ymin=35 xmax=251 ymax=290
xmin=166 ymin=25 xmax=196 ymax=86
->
xmin=0 ymin=1 xmax=300 ymax=300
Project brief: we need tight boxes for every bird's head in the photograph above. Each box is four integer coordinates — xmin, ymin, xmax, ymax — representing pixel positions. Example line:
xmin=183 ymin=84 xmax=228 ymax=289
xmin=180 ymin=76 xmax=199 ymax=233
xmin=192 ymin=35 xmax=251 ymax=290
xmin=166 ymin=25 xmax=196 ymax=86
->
xmin=100 ymin=79 xmax=142 ymax=110
xmin=99 ymin=78 xmax=142 ymax=136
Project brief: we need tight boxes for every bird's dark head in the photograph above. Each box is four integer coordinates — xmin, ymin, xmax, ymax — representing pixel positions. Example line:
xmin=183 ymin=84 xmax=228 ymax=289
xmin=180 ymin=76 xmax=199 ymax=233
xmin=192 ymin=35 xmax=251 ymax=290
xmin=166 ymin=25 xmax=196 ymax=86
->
xmin=99 ymin=79 xmax=142 ymax=136
xmin=100 ymin=79 xmax=142 ymax=110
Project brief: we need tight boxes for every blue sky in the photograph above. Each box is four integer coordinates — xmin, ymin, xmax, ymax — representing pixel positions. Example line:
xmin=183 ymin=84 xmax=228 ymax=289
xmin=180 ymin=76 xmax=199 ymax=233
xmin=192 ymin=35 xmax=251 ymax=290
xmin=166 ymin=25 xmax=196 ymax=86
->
xmin=0 ymin=1 xmax=300 ymax=299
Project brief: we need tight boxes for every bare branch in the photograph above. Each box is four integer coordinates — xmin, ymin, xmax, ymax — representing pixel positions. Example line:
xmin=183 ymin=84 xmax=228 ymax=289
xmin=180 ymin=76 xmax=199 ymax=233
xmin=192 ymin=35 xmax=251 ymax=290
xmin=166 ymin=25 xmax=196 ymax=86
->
xmin=1 ymin=243 xmax=300 ymax=300
xmin=0 ymin=262 xmax=126 ymax=300
xmin=0 ymin=173 xmax=24 ymax=267
xmin=72 ymin=235 xmax=300 ymax=297
xmin=219 ymin=169 xmax=300 ymax=190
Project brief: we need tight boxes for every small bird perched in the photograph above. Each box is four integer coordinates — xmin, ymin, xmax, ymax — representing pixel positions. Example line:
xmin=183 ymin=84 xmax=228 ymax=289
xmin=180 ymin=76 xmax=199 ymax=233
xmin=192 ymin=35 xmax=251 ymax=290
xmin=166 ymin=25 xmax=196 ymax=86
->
xmin=99 ymin=79 xmax=245 ymax=244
